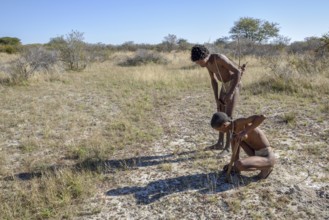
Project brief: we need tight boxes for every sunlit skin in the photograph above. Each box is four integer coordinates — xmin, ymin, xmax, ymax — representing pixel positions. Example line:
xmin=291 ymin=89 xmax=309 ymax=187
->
xmin=195 ymin=54 xmax=242 ymax=152
xmin=213 ymin=114 xmax=275 ymax=179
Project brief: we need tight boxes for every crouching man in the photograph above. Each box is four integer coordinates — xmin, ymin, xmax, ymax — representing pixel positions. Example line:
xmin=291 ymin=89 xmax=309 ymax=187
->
xmin=210 ymin=112 xmax=275 ymax=179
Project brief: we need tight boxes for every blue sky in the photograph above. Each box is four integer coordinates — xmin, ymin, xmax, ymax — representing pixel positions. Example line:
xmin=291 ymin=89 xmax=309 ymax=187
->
xmin=1 ymin=0 xmax=328 ymax=45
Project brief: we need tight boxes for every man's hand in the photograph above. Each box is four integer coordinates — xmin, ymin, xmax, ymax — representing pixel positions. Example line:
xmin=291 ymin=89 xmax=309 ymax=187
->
xmin=240 ymin=63 xmax=246 ymax=72
xmin=240 ymin=63 xmax=247 ymax=76
xmin=223 ymin=163 xmax=240 ymax=174
xmin=217 ymin=99 xmax=225 ymax=111
xmin=223 ymin=94 xmax=233 ymax=104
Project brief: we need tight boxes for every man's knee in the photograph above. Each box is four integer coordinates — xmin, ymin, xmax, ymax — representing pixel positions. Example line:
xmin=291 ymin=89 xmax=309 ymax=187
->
xmin=268 ymin=152 xmax=276 ymax=167
xmin=269 ymin=156 xmax=276 ymax=167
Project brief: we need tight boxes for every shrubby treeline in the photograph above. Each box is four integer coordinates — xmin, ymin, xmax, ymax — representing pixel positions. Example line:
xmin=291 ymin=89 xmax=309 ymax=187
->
xmin=0 ymin=17 xmax=328 ymax=84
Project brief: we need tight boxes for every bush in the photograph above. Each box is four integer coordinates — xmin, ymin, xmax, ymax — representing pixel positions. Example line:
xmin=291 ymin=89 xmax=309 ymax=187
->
xmin=247 ymin=53 xmax=329 ymax=95
xmin=287 ymin=36 xmax=327 ymax=55
xmin=0 ymin=45 xmax=20 ymax=54
xmin=0 ymin=37 xmax=21 ymax=45
xmin=119 ymin=49 xmax=167 ymax=66
xmin=0 ymin=37 xmax=22 ymax=54
xmin=262 ymin=53 xmax=328 ymax=77
xmin=6 ymin=47 xmax=59 ymax=83
xmin=85 ymin=43 xmax=110 ymax=63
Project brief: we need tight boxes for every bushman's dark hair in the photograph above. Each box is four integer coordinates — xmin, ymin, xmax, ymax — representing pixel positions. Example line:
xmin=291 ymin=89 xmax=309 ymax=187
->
xmin=211 ymin=112 xmax=232 ymax=128
xmin=191 ymin=44 xmax=209 ymax=62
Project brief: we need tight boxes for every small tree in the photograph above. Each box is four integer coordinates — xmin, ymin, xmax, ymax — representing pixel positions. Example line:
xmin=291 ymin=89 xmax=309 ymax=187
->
xmin=177 ymin=38 xmax=190 ymax=51
xmin=320 ymin=33 xmax=329 ymax=48
xmin=230 ymin=17 xmax=279 ymax=43
xmin=48 ymin=30 xmax=87 ymax=71
xmin=120 ymin=41 xmax=138 ymax=51
xmin=214 ymin=36 xmax=230 ymax=46
xmin=0 ymin=37 xmax=21 ymax=45
xmin=271 ymin=35 xmax=291 ymax=51
xmin=316 ymin=32 xmax=329 ymax=55
xmin=162 ymin=34 xmax=178 ymax=52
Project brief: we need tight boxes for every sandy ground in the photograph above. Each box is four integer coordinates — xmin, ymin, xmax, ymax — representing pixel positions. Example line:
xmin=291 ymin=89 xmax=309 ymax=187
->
xmin=73 ymin=92 xmax=328 ymax=220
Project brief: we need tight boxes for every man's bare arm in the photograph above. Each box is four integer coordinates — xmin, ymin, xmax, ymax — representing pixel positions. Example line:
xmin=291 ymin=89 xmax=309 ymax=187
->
xmin=236 ymin=115 xmax=266 ymax=137
xmin=221 ymin=55 xmax=241 ymax=101
xmin=208 ymin=70 xmax=220 ymax=106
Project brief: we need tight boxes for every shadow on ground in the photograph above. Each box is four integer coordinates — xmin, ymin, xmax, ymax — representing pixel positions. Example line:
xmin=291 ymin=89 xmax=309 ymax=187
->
xmin=2 ymin=149 xmax=206 ymax=181
xmin=3 ymin=147 xmax=261 ymax=205
xmin=106 ymin=171 xmax=257 ymax=204
xmin=3 ymin=148 xmax=258 ymax=205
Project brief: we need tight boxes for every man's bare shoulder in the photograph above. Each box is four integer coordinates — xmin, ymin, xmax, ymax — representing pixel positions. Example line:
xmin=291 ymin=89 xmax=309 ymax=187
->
xmin=234 ymin=115 xmax=266 ymax=129
xmin=211 ymin=53 xmax=227 ymax=61
xmin=234 ymin=117 xmax=251 ymax=125
xmin=213 ymin=54 xmax=235 ymax=68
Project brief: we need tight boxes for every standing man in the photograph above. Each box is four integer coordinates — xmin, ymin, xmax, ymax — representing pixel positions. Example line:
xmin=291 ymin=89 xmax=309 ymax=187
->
xmin=191 ymin=44 xmax=243 ymax=153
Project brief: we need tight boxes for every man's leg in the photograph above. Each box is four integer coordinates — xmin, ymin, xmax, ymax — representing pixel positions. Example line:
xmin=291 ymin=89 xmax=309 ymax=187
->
xmin=208 ymin=89 xmax=230 ymax=153
xmin=205 ymin=90 xmax=225 ymax=151
xmin=216 ymin=101 xmax=225 ymax=148
xmin=223 ymin=86 xmax=240 ymax=151
xmin=234 ymin=155 xmax=274 ymax=179
xmin=235 ymin=143 xmax=275 ymax=179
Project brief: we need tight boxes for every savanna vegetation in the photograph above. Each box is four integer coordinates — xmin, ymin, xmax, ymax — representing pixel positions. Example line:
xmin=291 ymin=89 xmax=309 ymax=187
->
xmin=0 ymin=18 xmax=328 ymax=219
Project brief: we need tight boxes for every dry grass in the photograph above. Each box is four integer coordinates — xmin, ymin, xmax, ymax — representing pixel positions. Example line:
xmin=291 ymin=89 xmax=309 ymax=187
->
xmin=0 ymin=51 xmax=328 ymax=219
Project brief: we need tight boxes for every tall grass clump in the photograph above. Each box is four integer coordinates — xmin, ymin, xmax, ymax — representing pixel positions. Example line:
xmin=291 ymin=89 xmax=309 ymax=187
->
xmin=67 ymin=134 xmax=115 ymax=164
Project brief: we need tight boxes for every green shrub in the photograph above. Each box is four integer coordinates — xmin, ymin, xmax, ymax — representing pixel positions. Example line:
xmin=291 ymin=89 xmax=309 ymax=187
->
xmin=0 ymin=37 xmax=21 ymax=45
xmin=0 ymin=45 xmax=20 ymax=54
xmin=0 ymin=37 xmax=21 ymax=54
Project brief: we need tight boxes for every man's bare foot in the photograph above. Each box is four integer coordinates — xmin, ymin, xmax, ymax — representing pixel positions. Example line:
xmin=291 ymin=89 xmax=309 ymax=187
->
xmin=204 ymin=142 xmax=224 ymax=151
xmin=222 ymin=164 xmax=241 ymax=174
xmin=257 ymin=168 xmax=273 ymax=179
